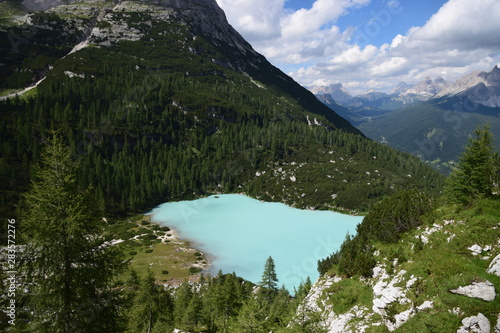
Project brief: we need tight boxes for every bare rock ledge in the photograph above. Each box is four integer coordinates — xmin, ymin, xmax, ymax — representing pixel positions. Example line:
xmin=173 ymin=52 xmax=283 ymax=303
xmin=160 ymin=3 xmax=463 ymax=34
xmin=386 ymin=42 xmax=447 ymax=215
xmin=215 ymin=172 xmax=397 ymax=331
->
xmin=450 ymin=281 xmax=496 ymax=302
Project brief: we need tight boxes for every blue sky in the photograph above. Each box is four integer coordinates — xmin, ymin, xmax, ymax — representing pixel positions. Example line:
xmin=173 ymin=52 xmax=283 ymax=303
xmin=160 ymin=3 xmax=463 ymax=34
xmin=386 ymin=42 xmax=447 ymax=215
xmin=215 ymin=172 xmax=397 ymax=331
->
xmin=286 ymin=0 xmax=447 ymax=47
xmin=216 ymin=0 xmax=500 ymax=95
xmin=335 ymin=0 xmax=447 ymax=47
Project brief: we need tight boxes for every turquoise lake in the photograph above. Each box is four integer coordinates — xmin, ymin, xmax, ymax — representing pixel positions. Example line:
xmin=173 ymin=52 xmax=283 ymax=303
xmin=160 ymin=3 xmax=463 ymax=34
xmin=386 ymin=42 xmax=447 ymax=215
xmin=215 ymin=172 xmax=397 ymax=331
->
xmin=149 ymin=194 xmax=363 ymax=291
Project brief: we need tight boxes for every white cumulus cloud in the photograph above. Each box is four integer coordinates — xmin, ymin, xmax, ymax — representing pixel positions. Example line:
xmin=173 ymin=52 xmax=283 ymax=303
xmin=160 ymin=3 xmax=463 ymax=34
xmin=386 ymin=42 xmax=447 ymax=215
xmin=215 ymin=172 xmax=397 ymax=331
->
xmin=217 ymin=0 xmax=500 ymax=95
xmin=370 ymin=57 xmax=408 ymax=77
xmin=406 ymin=0 xmax=500 ymax=52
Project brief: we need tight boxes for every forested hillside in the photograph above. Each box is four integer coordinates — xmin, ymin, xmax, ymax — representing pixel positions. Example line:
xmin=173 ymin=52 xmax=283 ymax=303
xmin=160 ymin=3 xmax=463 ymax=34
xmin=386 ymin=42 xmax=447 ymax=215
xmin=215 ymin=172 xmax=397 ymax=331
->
xmin=356 ymin=98 xmax=500 ymax=173
xmin=0 ymin=1 xmax=497 ymax=332
xmin=0 ymin=0 xmax=443 ymax=224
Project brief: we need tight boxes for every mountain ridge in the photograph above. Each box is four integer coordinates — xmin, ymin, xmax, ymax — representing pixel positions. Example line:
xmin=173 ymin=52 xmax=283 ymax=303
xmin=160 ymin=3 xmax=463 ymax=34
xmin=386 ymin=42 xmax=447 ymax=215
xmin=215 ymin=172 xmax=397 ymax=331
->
xmin=314 ymin=66 xmax=500 ymax=172
xmin=436 ymin=65 xmax=500 ymax=107
xmin=312 ymin=65 xmax=500 ymax=109
xmin=1 ymin=0 xmax=357 ymax=132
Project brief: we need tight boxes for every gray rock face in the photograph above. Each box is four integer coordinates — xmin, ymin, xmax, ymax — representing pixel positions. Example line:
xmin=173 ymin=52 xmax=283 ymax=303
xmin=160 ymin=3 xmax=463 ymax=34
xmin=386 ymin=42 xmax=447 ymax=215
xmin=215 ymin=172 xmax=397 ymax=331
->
xmin=436 ymin=65 xmax=500 ymax=107
xmin=147 ymin=0 xmax=254 ymax=52
xmin=450 ymin=281 xmax=496 ymax=302
xmin=456 ymin=313 xmax=490 ymax=333
xmin=22 ymin=0 xmax=254 ymax=54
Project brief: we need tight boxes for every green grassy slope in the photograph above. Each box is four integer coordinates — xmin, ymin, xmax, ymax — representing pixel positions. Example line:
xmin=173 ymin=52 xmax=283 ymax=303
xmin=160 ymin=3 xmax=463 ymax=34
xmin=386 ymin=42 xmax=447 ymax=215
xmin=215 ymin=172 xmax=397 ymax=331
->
xmin=307 ymin=198 xmax=500 ymax=332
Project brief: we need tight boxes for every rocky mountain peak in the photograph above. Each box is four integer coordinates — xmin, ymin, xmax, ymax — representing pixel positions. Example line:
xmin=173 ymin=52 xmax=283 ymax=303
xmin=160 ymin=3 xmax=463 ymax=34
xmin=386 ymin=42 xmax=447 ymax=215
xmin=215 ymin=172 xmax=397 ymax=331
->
xmin=390 ymin=81 xmax=413 ymax=95
xmin=402 ymin=76 xmax=448 ymax=97
xmin=152 ymin=0 xmax=253 ymax=51
xmin=309 ymin=83 xmax=352 ymax=104
xmin=20 ymin=0 xmax=254 ymax=54
xmin=436 ymin=65 xmax=500 ymax=107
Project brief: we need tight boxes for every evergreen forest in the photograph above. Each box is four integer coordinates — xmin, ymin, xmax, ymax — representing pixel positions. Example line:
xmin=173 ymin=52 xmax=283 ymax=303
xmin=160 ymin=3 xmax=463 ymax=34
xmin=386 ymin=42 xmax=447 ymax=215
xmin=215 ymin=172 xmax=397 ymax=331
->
xmin=2 ymin=1 xmax=498 ymax=332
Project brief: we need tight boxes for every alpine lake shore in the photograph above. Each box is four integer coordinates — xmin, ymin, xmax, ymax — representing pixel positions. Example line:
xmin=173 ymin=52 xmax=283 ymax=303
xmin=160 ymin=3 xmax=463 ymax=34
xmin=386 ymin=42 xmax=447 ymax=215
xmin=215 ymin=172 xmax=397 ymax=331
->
xmin=107 ymin=214 xmax=211 ymax=286
xmin=109 ymin=192 xmax=364 ymax=288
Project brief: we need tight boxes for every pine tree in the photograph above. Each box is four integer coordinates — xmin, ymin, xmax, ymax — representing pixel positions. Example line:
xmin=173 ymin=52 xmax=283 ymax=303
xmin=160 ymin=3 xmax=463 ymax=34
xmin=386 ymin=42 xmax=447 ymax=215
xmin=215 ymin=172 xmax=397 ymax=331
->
xmin=259 ymin=256 xmax=279 ymax=292
xmin=182 ymin=292 xmax=203 ymax=330
xmin=295 ymin=277 xmax=312 ymax=300
xmin=236 ymin=295 xmax=266 ymax=333
xmin=267 ymin=286 xmax=292 ymax=331
xmin=19 ymin=134 xmax=128 ymax=333
xmin=446 ymin=125 xmax=500 ymax=204
xmin=173 ymin=282 xmax=193 ymax=327
xmin=129 ymin=269 xmax=173 ymax=333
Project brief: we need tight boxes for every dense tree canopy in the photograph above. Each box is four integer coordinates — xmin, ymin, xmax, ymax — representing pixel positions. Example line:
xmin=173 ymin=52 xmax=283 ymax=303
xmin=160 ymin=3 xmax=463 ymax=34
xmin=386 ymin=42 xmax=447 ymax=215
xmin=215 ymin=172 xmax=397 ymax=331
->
xmin=318 ymin=189 xmax=435 ymax=278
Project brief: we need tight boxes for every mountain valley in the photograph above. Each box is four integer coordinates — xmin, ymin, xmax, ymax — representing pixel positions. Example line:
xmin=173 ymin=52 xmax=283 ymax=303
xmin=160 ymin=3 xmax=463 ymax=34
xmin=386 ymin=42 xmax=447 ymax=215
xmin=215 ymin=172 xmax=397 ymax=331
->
xmin=313 ymin=66 xmax=500 ymax=172
xmin=0 ymin=0 xmax=498 ymax=332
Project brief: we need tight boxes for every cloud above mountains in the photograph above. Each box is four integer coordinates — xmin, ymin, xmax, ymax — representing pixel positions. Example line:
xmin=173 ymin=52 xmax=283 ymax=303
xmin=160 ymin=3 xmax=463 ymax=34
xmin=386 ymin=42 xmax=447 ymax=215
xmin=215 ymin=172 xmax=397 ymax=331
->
xmin=217 ymin=0 xmax=500 ymax=95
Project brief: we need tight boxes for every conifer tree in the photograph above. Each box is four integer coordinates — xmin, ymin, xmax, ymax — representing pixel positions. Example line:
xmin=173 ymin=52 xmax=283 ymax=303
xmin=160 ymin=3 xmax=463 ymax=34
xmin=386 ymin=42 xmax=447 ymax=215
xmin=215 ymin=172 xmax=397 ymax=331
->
xmin=446 ymin=125 xmax=500 ymax=204
xmin=129 ymin=269 xmax=173 ymax=333
xmin=259 ymin=256 xmax=279 ymax=292
xmin=236 ymin=295 xmax=266 ymax=333
xmin=295 ymin=277 xmax=312 ymax=300
xmin=19 ymin=134 xmax=127 ymax=333
xmin=173 ymin=282 xmax=193 ymax=327
xmin=182 ymin=292 xmax=203 ymax=330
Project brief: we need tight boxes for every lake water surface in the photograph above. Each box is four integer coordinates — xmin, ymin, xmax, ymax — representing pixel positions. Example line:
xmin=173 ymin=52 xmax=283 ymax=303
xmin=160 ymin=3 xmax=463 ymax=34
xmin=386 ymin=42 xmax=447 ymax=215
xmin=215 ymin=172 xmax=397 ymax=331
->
xmin=149 ymin=194 xmax=363 ymax=291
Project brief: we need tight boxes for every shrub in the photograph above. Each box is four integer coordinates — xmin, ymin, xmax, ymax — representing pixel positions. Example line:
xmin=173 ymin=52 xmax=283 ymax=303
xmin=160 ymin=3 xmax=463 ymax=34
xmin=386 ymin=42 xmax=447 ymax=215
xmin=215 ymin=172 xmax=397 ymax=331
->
xmin=141 ymin=234 xmax=157 ymax=241
xmin=118 ymin=231 xmax=134 ymax=240
xmin=130 ymin=215 xmax=144 ymax=222
xmin=162 ymin=270 xmax=169 ymax=275
xmin=189 ymin=267 xmax=202 ymax=274
xmin=129 ymin=251 xmax=137 ymax=255
xmin=160 ymin=226 xmax=170 ymax=231
xmin=145 ymin=248 xmax=153 ymax=254
xmin=337 ymin=234 xmax=376 ymax=278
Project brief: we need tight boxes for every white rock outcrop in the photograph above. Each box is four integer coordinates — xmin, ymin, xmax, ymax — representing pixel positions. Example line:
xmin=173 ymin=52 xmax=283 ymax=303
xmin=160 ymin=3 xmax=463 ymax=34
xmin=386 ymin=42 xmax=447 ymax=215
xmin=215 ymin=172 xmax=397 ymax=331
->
xmin=372 ymin=269 xmax=407 ymax=315
xmin=488 ymin=254 xmax=500 ymax=277
xmin=468 ymin=244 xmax=483 ymax=256
xmin=450 ymin=281 xmax=496 ymax=302
xmin=456 ymin=313 xmax=490 ymax=333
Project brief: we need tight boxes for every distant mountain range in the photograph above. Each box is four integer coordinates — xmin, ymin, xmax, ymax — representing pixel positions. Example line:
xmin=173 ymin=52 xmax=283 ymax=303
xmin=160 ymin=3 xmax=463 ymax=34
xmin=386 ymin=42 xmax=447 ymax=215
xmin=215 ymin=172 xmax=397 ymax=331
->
xmin=311 ymin=65 xmax=500 ymax=172
xmin=312 ymin=65 xmax=500 ymax=114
